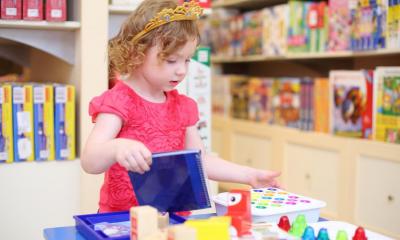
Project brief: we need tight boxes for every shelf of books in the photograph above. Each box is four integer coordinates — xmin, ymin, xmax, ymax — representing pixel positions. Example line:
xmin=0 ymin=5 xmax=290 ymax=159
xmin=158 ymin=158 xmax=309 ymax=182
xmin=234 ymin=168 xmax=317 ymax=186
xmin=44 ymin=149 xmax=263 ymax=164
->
xmin=212 ymin=69 xmax=400 ymax=145
xmin=208 ymin=0 xmax=400 ymax=236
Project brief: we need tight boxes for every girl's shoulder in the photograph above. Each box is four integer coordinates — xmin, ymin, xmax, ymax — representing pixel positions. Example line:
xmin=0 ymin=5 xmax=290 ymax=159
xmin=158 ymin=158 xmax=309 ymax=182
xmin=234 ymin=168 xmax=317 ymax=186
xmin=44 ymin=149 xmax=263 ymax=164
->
xmin=89 ymin=81 xmax=135 ymax=123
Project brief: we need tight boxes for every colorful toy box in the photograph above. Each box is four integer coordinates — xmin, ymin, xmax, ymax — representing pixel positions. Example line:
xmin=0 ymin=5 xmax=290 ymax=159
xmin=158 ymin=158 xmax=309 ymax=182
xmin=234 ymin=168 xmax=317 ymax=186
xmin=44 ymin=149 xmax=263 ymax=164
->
xmin=54 ymin=84 xmax=75 ymax=160
xmin=33 ymin=84 xmax=55 ymax=161
xmin=0 ymin=84 xmax=14 ymax=163
xmin=12 ymin=84 xmax=34 ymax=162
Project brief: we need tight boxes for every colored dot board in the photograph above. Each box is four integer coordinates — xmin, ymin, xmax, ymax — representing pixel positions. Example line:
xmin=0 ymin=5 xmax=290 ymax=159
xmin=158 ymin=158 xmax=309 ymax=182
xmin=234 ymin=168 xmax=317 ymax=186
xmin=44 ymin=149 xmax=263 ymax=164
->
xmin=214 ymin=187 xmax=326 ymax=223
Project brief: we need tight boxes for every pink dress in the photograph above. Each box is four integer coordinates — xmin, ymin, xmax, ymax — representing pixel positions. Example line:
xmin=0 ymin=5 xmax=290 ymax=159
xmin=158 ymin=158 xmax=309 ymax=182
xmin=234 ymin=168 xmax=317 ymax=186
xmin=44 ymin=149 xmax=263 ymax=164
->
xmin=89 ymin=81 xmax=199 ymax=212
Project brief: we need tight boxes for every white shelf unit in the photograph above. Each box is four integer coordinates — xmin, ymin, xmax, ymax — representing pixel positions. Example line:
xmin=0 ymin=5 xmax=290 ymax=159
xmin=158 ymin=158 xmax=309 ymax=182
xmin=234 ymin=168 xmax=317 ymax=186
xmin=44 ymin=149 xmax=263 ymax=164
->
xmin=0 ymin=1 xmax=109 ymax=240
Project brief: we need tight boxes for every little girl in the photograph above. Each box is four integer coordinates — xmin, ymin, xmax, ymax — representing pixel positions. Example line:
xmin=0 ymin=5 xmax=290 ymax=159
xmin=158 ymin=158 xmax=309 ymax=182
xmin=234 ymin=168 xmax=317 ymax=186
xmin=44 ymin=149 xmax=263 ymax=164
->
xmin=81 ymin=0 xmax=280 ymax=213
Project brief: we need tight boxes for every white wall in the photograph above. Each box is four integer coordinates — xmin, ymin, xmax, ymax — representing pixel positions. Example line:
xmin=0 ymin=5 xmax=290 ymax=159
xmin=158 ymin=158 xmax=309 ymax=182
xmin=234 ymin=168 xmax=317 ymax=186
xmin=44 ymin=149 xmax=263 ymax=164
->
xmin=0 ymin=160 xmax=81 ymax=240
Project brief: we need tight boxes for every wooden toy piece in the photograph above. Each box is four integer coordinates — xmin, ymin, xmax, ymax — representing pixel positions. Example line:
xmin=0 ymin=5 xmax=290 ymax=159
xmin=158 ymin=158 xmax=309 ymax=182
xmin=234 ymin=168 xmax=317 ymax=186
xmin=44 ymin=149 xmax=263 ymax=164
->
xmin=225 ymin=189 xmax=252 ymax=237
xmin=130 ymin=206 xmax=159 ymax=240
xmin=143 ymin=229 xmax=168 ymax=240
xmin=158 ymin=212 xmax=169 ymax=229
xmin=185 ymin=216 xmax=231 ymax=240
xmin=168 ymin=225 xmax=197 ymax=240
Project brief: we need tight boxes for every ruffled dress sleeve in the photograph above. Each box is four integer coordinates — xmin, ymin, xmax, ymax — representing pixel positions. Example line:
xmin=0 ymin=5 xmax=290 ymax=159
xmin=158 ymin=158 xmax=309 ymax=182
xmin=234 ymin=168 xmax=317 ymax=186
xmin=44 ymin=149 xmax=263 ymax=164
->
xmin=89 ymin=88 xmax=130 ymax=123
xmin=180 ymin=95 xmax=199 ymax=127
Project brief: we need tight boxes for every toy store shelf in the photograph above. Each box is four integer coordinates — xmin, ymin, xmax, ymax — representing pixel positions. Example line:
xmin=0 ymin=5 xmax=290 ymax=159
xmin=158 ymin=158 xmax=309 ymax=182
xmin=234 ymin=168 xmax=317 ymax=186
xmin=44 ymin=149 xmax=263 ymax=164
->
xmin=211 ymin=49 xmax=400 ymax=63
xmin=212 ymin=115 xmax=400 ymax=161
xmin=108 ymin=5 xmax=138 ymax=14
xmin=212 ymin=0 xmax=287 ymax=9
xmin=0 ymin=20 xmax=80 ymax=30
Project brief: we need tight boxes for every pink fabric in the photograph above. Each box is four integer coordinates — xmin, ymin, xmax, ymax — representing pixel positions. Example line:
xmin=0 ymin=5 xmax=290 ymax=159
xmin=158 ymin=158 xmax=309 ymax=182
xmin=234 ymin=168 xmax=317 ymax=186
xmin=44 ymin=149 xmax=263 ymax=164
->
xmin=89 ymin=80 xmax=199 ymax=212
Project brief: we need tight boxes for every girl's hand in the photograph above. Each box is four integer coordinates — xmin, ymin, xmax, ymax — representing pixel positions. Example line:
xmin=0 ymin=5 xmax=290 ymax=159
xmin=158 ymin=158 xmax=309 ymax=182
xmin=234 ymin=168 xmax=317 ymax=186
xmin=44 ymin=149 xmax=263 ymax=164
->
xmin=247 ymin=169 xmax=281 ymax=189
xmin=114 ymin=138 xmax=152 ymax=174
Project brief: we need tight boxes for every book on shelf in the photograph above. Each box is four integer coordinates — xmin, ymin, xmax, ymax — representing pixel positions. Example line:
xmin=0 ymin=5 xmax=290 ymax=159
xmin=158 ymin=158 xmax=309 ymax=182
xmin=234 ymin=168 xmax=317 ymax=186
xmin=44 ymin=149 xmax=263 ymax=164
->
xmin=329 ymin=70 xmax=373 ymax=138
xmin=314 ymin=78 xmax=330 ymax=133
xmin=128 ymin=149 xmax=211 ymax=213
xmin=272 ymin=78 xmax=301 ymax=128
xmin=373 ymin=67 xmax=400 ymax=143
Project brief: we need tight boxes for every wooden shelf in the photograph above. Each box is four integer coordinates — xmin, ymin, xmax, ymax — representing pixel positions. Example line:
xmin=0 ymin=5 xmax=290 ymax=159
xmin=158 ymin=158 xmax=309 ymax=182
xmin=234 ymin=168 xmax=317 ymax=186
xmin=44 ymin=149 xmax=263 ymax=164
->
xmin=212 ymin=115 xmax=400 ymax=162
xmin=0 ymin=20 xmax=80 ymax=31
xmin=212 ymin=0 xmax=287 ymax=9
xmin=212 ymin=49 xmax=400 ymax=63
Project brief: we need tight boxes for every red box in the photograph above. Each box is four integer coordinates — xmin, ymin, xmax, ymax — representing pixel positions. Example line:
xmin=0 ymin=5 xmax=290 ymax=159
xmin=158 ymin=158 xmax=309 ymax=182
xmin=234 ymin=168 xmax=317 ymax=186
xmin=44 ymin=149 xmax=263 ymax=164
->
xmin=23 ymin=0 xmax=44 ymax=20
xmin=1 ymin=0 xmax=22 ymax=20
xmin=45 ymin=0 xmax=66 ymax=22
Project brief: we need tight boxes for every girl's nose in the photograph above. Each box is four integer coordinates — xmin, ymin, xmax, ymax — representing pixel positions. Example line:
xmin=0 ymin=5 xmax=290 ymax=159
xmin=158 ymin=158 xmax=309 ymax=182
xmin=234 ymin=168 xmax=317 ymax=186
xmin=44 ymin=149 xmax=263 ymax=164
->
xmin=176 ymin=63 xmax=187 ymax=76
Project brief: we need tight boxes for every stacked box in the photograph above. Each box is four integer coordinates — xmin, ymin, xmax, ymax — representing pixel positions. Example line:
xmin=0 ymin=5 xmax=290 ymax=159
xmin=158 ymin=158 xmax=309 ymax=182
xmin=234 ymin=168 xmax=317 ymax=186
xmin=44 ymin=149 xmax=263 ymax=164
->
xmin=307 ymin=1 xmax=328 ymax=52
xmin=263 ymin=4 xmax=288 ymax=56
xmin=373 ymin=67 xmax=400 ymax=143
xmin=1 ymin=0 xmax=22 ymax=19
xmin=0 ymin=84 xmax=14 ymax=163
xmin=33 ymin=84 xmax=55 ymax=161
xmin=23 ymin=0 xmax=44 ymax=20
xmin=272 ymin=78 xmax=301 ymax=128
xmin=329 ymin=70 xmax=373 ymax=138
xmin=287 ymin=1 xmax=311 ymax=53
xmin=54 ymin=84 xmax=75 ymax=160
xmin=45 ymin=0 xmax=66 ymax=21
xmin=12 ymin=84 xmax=34 ymax=162
xmin=313 ymin=78 xmax=330 ymax=133
xmin=230 ymin=75 xmax=249 ymax=120
xmin=328 ymin=0 xmax=351 ymax=51
xmin=241 ymin=10 xmax=264 ymax=55
xmin=247 ymin=77 xmax=274 ymax=123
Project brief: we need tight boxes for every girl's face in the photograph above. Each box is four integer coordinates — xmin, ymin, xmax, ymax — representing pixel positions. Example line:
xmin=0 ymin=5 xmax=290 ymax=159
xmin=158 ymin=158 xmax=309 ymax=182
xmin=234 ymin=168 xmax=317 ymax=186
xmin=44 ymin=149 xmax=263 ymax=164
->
xmin=139 ymin=38 xmax=197 ymax=93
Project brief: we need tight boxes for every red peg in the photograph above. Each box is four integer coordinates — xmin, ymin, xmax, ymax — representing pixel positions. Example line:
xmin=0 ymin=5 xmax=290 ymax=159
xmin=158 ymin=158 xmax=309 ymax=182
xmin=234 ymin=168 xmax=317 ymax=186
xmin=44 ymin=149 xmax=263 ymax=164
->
xmin=353 ymin=227 xmax=368 ymax=240
xmin=278 ymin=216 xmax=291 ymax=231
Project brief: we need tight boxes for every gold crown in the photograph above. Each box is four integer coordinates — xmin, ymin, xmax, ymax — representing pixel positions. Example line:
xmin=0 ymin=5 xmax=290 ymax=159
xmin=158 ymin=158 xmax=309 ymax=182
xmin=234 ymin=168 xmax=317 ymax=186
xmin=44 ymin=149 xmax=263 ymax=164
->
xmin=131 ymin=1 xmax=203 ymax=43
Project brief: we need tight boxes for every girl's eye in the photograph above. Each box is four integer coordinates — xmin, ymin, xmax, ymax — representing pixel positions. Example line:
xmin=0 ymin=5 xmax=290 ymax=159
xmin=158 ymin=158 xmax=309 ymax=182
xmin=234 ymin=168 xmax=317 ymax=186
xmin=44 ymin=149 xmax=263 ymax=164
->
xmin=166 ymin=59 xmax=177 ymax=64
xmin=185 ymin=59 xmax=191 ymax=63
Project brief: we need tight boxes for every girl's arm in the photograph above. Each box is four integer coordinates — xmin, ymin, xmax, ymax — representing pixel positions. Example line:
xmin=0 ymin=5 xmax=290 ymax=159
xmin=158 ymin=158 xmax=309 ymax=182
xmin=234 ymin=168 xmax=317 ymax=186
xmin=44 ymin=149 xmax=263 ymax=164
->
xmin=185 ymin=125 xmax=281 ymax=188
xmin=81 ymin=113 xmax=151 ymax=174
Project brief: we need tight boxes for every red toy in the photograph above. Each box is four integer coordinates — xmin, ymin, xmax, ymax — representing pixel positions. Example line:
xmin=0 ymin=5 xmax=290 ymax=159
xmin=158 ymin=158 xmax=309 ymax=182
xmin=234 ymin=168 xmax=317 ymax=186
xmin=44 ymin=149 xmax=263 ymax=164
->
xmin=225 ymin=189 xmax=252 ymax=237
xmin=278 ymin=215 xmax=291 ymax=231
xmin=353 ymin=227 xmax=368 ymax=240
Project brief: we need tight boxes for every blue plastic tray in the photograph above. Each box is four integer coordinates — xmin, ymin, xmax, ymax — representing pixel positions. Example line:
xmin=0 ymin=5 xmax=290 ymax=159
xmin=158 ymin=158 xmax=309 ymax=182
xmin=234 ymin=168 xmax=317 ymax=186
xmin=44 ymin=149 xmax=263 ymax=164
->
xmin=74 ymin=211 xmax=186 ymax=240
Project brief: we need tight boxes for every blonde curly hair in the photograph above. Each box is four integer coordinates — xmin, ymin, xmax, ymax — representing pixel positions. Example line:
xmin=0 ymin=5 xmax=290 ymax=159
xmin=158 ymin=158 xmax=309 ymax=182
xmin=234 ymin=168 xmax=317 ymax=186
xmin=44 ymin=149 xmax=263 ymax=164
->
xmin=109 ymin=0 xmax=200 ymax=77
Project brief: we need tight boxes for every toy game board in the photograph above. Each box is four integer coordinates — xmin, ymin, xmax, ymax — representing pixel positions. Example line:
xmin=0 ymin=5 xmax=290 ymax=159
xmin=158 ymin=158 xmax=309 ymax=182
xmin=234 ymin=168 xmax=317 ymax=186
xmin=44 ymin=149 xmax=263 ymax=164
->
xmin=213 ymin=187 xmax=326 ymax=223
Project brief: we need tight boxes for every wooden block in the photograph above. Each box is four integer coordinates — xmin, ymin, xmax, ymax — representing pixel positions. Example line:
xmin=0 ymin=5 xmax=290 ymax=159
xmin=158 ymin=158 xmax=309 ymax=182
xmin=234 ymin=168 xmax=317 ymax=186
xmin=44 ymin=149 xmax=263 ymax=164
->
xmin=143 ymin=229 xmax=168 ymax=240
xmin=168 ymin=225 xmax=197 ymax=240
xmin=158 ymin=212 xmax=169 ymax=229
xmin=130 ymin=206 xmax=159 ymax=240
